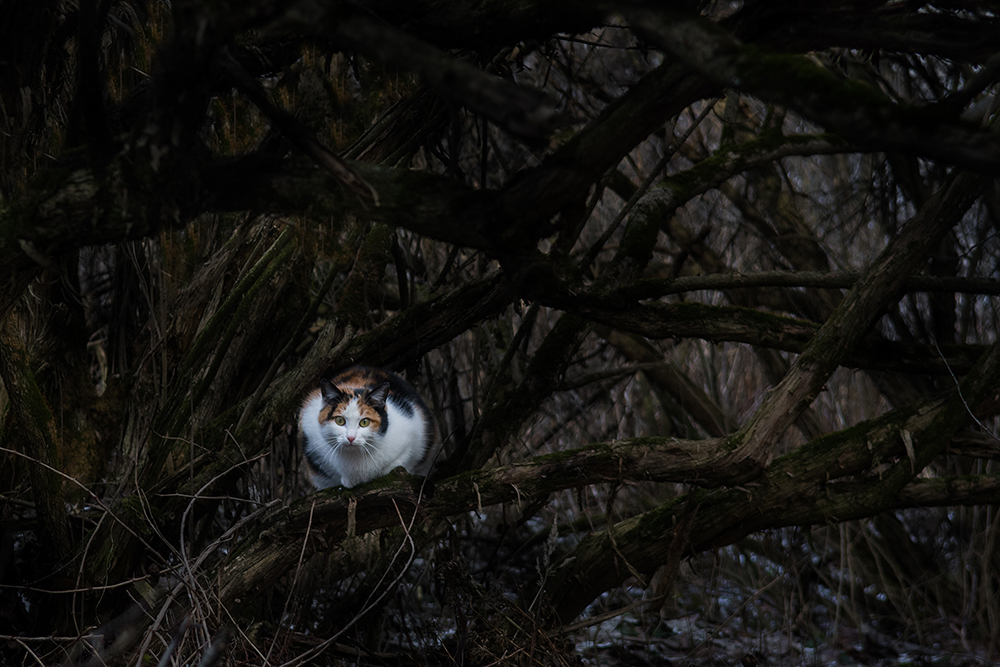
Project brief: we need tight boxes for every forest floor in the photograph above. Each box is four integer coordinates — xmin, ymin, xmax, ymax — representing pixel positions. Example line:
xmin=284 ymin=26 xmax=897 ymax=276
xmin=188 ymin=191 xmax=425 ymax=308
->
xmin=576 ymin=611 xmax=996 ymax=666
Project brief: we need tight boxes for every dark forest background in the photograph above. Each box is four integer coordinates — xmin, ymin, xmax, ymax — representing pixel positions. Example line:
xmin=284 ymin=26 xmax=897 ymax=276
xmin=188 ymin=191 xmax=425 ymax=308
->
xmin=2 ymin=1 xmax=1000 ymax=665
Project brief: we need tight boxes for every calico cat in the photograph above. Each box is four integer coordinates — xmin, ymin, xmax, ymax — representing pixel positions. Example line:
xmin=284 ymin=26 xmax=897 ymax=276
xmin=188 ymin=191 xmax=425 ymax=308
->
xmin=299 ymin=366 xmax=436 ymax=489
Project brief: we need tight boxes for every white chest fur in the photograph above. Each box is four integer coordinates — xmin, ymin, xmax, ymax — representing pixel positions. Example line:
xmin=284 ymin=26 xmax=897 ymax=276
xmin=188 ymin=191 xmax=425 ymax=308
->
xmin=299 ymin=390 xmax=433 ymax=489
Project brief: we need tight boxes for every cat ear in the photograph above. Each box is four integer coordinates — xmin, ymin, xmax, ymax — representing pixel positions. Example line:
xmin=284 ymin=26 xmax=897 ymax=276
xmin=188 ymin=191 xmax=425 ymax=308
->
xmin=320 ymin=379 xmax=343 ymax=404
xmin=365 ymin=382 xmax=390 ymax=408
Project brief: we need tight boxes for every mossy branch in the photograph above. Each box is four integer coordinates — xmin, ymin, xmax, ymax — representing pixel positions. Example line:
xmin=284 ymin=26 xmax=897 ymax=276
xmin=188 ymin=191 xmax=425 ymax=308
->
xmin=542 ymin=337 xmax=1000 ymax=623
xmin=213 ymin=381 xmax=998 ymax=619
xmin=550 ymin=295 xmax=987 ymax=375
xmin=728 ymin=169 xmax=986 ymax=466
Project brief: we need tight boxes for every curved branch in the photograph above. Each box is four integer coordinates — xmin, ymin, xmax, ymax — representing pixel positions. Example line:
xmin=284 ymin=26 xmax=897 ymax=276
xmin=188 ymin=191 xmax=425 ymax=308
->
xmin=318 ymin=8 xmax=565 ymax=145
xmin=728 ymin=7 xmax=1000 ymax=63
xmin=894 ymin=474 xmax=1000 ymax=507
xmin=728 ymin=169 xmax=986 ymax=465
xmin=216 ymin=433 xmax=732 ymax=606
xmin=630 ymin=8 xmax=1000 ymax=171
xmin=206 ymin=158 xmax=500 ymax=251
xmin=544 ymin=429 xmax=969 ymax=624
xmin=621 ymin=270 xmax=1000 ymax=299
xmin=216 ymin=51 xmax=378 ymax=204
xmin=549 ymin=295 xmax=987 ymax=376
xmin=542 ymin=336 xmax=1000 ymax=624
xmin=216 ymin=373 xmax=1000 ymax=617
xmin=275 ymin=0 xmax=605 ymax=55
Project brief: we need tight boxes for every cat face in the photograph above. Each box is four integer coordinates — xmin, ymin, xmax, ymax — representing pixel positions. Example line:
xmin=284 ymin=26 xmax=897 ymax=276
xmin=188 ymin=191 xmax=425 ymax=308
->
xmin=301 ymin=367 xmax=436 ymax=489
xmin=317 ymin=379 xmax=389 ymax=452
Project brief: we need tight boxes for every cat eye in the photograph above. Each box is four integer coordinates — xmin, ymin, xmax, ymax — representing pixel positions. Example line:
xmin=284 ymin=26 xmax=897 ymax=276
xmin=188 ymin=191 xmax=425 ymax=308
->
xmin=359 ymin=418 xmax=371 ymax=427
xmin=334 ymin=416 xmax=346 ymax=426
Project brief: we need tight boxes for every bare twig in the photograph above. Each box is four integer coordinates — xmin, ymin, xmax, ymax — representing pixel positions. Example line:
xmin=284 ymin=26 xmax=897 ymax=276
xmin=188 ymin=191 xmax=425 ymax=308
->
xmin=263 ymin=500 xmax=316 ymax=665
xmin=275 ymin=488 xmax=427 ymax=667
xmin=194 ymin=628 xmax=233 ymax=667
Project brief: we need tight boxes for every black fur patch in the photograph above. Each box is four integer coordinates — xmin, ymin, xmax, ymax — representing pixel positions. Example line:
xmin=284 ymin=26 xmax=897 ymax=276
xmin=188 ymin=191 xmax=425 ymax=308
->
xmin=320 ymin=366 xmax=429 ymax=428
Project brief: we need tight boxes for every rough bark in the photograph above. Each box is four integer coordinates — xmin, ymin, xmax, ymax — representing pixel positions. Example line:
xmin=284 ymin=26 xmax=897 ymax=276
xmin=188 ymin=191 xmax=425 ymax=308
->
xmin=543 ymin=336 xmax=1000 ymax=623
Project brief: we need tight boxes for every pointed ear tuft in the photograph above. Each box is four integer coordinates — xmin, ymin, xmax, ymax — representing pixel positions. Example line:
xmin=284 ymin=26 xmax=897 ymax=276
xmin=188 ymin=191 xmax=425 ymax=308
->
xmin=365 ymin=382 xmax=390 ymax=408
xmin=320 ymin=379 xmax=343 ymax=404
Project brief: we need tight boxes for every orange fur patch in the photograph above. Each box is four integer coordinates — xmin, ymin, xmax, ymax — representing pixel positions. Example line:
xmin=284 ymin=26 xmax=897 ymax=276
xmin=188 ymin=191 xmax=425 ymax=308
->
xmin=315 ymin=379 xmax=384 ymax=430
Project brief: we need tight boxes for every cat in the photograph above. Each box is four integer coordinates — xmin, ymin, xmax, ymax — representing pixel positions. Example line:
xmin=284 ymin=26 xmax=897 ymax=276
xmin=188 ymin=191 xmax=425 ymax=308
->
xmin=299 ymin=366 xmax=437 ymax=489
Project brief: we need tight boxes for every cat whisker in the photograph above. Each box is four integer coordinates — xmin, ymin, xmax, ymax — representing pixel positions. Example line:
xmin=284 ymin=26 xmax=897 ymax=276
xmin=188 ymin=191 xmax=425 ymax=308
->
xmin=300 ymin=366 xmax=436 ymax=489
xmin=358 ymin=440 xmax=379 ymax=464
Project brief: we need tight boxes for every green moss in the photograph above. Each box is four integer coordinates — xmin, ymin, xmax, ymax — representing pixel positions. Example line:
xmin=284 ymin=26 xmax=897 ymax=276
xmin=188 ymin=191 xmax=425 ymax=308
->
xmin=736 ymin=47 xmax=840 ymax=92
xmin=750 ymin=403 xmax=928 ymax=496
xmin=529 ymin=441 xmax=617 ymax=465
xmin=617 ymin=205 xmax=661 ymax=267
xmin=116 ymin=495 xmax=161 ymax=537
xmin=733 ymin=46 xmax=958 ymax=138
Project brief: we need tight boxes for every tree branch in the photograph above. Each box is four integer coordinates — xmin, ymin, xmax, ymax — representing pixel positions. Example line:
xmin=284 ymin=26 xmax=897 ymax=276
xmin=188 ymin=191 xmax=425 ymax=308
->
xmin=619 ymin=270 xmax=1000 ymax=299
xmin=215 ymin=377 xmax=999 ymax=616
xmin=550 ymin=294 xmax=987 ymax=376
xmin=727 ymin=6 xmax=1000 ymax=63
xmin=629 ymin=7 xmax=1000 ymax=171
xmin=542 ymin=332 xmax=1000 ymax=623
xmin=313 ymin=7 xmax=565 ymax=145
xmin=216 ymin=434 xmax=732 ymax=606
xmin=728 ymin=169 xmax=986 ymax=466
xmin=215 ymin=51 xmax=378 ymax=205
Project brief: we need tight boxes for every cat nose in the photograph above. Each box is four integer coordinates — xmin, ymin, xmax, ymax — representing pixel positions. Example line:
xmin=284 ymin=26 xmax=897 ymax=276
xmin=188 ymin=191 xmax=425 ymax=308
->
xmin=347 ymin=434 xmax=356 ymax=443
